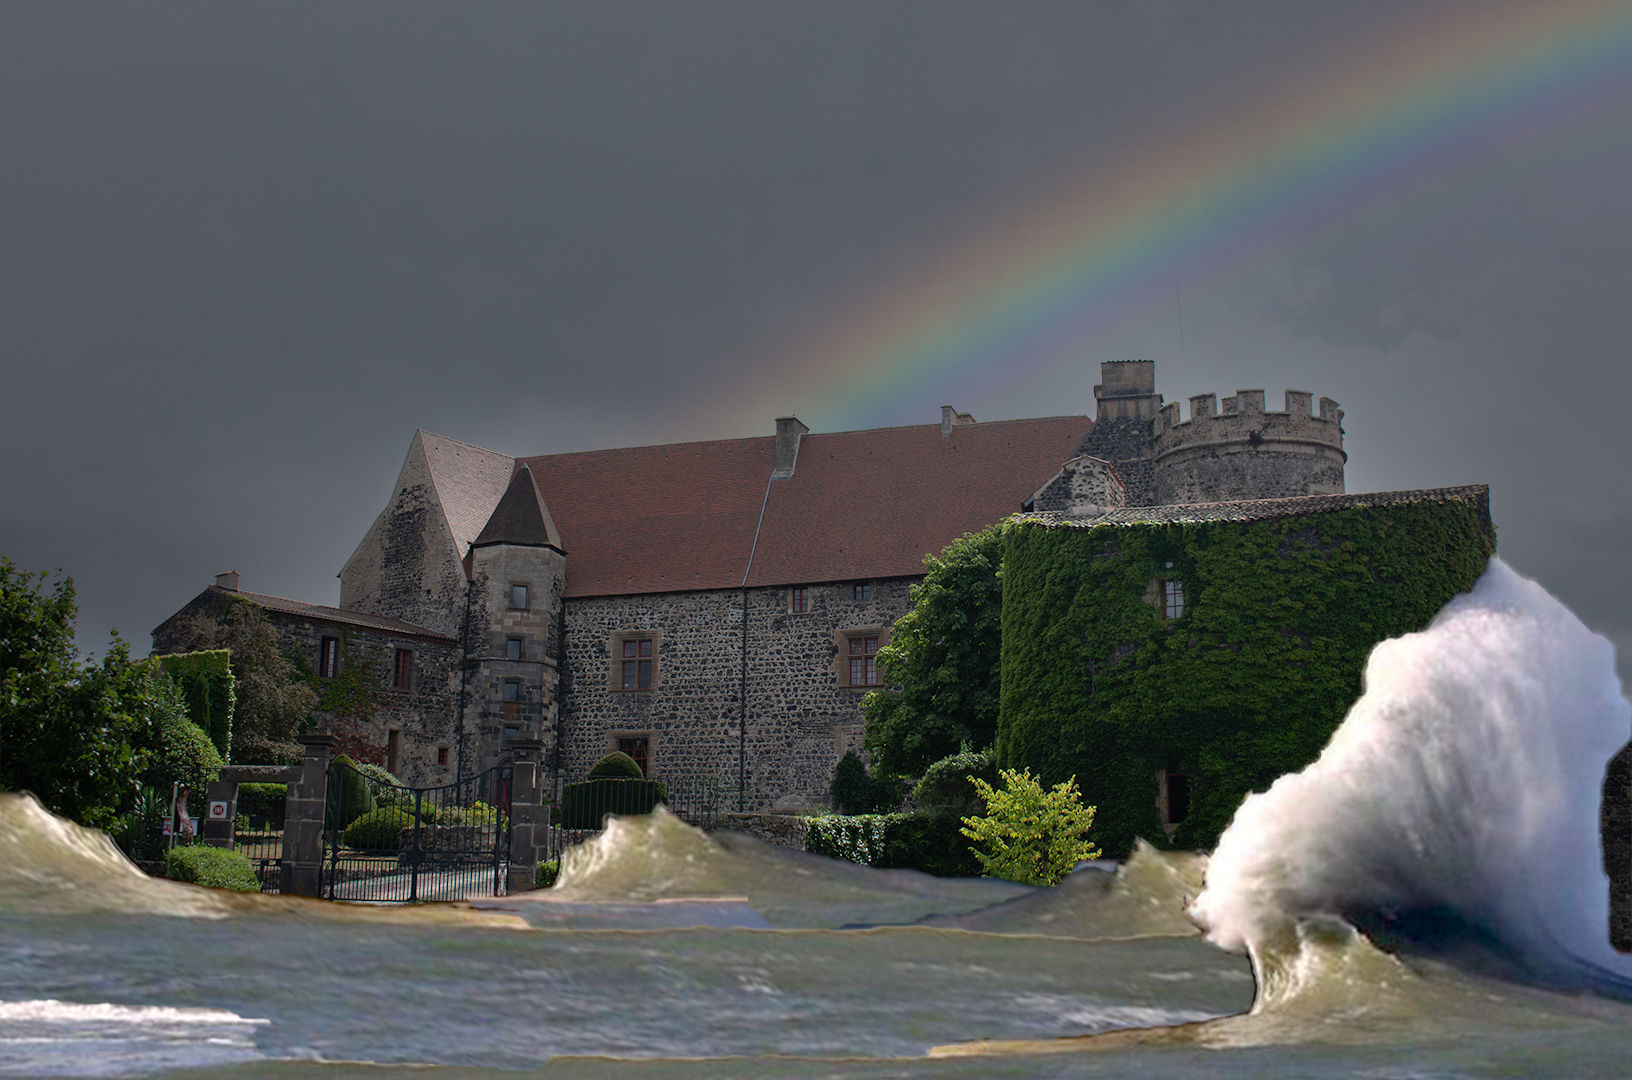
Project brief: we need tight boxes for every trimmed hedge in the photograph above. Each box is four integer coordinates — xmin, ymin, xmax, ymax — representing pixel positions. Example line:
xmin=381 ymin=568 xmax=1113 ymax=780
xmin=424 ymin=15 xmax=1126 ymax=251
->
xmin=830 ymin=752 xmax=900 ymax=815
xmin=330 ymin=756 xmax=375 ymax=828
xmin=166 ymin=844 xmax=260 ymax=892
xmin=155 ymin=650 xmax=235 ymax=760
xmin=237 ymin=782 xmax=286 ymax=826
xmin=997 ymin=494 xmax=1496 ymax=856
xmin=805 ymin=810 xmax=982 ymax=878
xmin=343 ymin=805 xmax=419 ymax=850
xmin=588 ymin=751 xmax=646 ymax=779
xmin=913 ymin=749 xmax=998 ymax=813
xmin=559 ymin=777 xmax=667 ymax=829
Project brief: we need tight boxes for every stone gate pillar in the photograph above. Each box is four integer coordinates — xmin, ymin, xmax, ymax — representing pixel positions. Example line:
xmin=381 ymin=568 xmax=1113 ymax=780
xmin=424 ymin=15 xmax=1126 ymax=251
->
xmin=507 ymin=737 xmax=549 ymax=893
xmin=282 ymin=734 xmax=338 ymax=898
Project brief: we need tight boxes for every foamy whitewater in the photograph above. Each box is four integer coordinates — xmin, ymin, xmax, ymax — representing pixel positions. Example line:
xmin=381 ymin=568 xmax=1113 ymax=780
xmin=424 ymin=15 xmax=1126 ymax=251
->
xmin=1192 ymin=557 xmax=1632 ymax=990
xmin=3 ymin=556 xmax=1632 ymax=1076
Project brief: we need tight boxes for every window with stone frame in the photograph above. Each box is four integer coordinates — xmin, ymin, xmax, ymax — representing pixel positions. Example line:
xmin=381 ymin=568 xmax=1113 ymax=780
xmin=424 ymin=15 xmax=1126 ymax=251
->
xmin=506 ymin=636 xmax=524 ymax=661
xmin=392 ymin=648 xmax=413 ymax=690
xmin=610 ymin=632 xmax=660 ymax=691
xmin=319 ymin=636 xmax=340 ymax=679
xmin=790 ymin=586 xmax=810 ymax=613
xmin=837 ymin=628 xmax=887 ymax=688
xmin=510 ymin=583 xmax=529 ymax=610
xmin=615 ymin=734 xmax=652 ymax=776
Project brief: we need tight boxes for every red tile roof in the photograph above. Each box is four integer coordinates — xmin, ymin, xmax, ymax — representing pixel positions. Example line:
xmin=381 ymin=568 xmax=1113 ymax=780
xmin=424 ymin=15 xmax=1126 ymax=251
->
xmin=519 ymin=416 xmax=1090 ymax=598
xmin=226 ymin=588 xmax=456 ymax=643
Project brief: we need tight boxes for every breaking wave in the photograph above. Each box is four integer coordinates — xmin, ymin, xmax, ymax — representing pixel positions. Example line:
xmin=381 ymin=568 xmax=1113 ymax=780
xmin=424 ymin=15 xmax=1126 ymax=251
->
xmin=1186 ymin=558 xmax=1632 ymax=1027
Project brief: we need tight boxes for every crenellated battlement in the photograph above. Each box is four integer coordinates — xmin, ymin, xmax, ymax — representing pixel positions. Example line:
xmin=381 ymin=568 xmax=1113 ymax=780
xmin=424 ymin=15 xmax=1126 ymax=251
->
xmin=1077 ymin=363 xmax=1346 ymax=507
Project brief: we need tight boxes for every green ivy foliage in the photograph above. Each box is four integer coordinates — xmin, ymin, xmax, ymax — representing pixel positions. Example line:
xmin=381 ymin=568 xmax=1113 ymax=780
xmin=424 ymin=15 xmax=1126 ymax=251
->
xmin=154 ymin=650 xmax=234 ymax=759
xmin=997 ymin=497 xmax=1496 ymax=857
xmin=862 ymin=524 xmax=1006 ymax=778
xmin=140 ymin=672 xmax=225 ymax=802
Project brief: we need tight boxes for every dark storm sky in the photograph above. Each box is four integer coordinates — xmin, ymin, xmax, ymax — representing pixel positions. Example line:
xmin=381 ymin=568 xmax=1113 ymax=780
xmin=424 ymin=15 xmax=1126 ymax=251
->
xmin=3 ymin=2 xmax=1629 ymax=689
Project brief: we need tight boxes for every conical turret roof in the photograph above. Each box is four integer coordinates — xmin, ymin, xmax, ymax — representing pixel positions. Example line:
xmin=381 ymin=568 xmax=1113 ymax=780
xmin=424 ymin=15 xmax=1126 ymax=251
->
xmin=473 ymin=465 xmax=564 ymax=551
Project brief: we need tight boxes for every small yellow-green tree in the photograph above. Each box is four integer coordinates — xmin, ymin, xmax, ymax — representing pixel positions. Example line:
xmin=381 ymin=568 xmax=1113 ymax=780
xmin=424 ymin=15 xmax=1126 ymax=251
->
xmin=960 ymin=768 xmax=1100 ymax=886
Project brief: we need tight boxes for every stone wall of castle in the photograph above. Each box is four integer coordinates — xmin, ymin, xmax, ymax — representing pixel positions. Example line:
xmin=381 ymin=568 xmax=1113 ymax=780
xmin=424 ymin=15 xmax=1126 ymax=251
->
xmin=1151 ymin=389 xmax=1345 ymax=505
xmin=269 ymin=619 xmax=462 ymax=786
xmin=339 ymin=440 xmax=468 ymax=640
xmin=466 ymin=543 xmax=566 ymax=774
xmin=555 ymin=578 xmax=913 ymax=810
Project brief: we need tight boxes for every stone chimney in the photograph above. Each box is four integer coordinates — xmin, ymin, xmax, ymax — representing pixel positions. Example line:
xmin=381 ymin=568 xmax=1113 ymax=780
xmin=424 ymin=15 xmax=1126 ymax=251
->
xmin=940 ymin=405 xmax=975 ymax=436
xmin=773 ymin=416 xmax=809 ymax=478
xmin=215 ymin=571 xmax=240 ymax=591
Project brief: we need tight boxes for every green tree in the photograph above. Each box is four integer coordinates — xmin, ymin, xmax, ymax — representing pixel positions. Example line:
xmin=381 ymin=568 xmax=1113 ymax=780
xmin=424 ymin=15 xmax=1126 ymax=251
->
xmin=862 ymin=524 xmax=1005 ymax=777
xmin=140 ymin=671 xmax=224 ymax=802
xmin=960 ymin=767 xmax=1101 ymax=886
xmin=0 ymin=557 xmax=160 ymax=828
xmin=166 ymin=604 xmax=315 ymax=764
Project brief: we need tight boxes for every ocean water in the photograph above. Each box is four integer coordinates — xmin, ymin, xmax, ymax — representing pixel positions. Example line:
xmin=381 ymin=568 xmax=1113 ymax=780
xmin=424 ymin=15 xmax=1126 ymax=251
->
xmin=4 ymin=557 xmax=1631 ymax=1078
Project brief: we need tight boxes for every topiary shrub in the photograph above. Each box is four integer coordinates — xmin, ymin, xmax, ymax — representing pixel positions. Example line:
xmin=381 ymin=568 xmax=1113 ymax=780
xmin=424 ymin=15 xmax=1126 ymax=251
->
xmin=343 ymin=805 xmax=420 ymax=850
xmin=330 ymin=756 xmax=376 ymax=828
xmin=829 ymin=751 xmax=900 ymax=814
xmin=913 ymin=749 xmax=998 ymax=813
xmin=588 ymin=751 xmax=646 ymax=779
xmin=350 ymin=761 xmax=410 ymax=807
xmin=166 ymin=844 xmax=261 ymax=891
xmin=236 ymin=782 xmax=286 ymax=827
xmin=559 ymin=777 xmax=668 ymax=829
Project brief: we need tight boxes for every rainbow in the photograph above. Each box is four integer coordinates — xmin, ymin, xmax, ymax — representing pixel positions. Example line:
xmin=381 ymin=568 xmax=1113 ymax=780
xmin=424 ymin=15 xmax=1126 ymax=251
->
xmin=712 ymin=1 xmax=1632 ymax=434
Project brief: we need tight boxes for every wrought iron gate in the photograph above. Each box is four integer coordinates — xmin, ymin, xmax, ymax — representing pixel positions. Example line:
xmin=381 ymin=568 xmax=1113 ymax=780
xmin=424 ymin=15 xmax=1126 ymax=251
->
xmin=322 ymin=761 xmax=513 ymax=902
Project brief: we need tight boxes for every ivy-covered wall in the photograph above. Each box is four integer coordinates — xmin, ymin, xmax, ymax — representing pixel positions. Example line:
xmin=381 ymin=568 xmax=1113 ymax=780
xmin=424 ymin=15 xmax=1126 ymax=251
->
xmin=154 ymin=650 xmax=235 ymax=758
xmin=997 ymin=492 xmax=1495 ymax=857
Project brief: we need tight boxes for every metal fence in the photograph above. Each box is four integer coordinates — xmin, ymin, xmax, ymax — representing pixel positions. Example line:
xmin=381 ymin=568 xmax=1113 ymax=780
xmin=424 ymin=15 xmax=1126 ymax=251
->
xmin=322 ymin=761 xmax=513 ymax=903
xmin=540 ymin=774 xmax=729 ymax=865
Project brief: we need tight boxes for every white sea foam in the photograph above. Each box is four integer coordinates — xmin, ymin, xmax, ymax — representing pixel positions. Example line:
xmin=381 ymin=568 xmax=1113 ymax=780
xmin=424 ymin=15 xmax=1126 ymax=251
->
xmin=0 ymin=1000 xmax=267 ymax=1026
xmin=1192 ymin=557 xmax=1631 ymax=984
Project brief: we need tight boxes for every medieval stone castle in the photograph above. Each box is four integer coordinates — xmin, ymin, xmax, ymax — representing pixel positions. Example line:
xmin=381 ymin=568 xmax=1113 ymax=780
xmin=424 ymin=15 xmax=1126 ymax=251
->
xmin=154 ymin=360 xmax=1359 ymax=808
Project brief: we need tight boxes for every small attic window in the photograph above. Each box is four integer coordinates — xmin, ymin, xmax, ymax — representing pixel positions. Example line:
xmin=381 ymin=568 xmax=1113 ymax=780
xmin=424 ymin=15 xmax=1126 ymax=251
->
xmin=510 ymin=584 xmax=528 ymax=610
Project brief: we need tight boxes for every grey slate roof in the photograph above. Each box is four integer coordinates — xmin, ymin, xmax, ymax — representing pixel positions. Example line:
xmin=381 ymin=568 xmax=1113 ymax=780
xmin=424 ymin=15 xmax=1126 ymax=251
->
xmin=473 ymin=465 xmax=563 ymax=550
xmin=1020 ymin=484 xmax=1490 ymax=528
xmin=221 ymin=587 xmax=457 ymax=643
xmin=419 ymin=431 xmax=516 ymax=554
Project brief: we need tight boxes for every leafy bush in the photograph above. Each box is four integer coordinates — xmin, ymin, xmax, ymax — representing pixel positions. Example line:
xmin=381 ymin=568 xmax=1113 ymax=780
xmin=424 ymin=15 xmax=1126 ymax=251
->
xmin=535 ymin=859 xmax=560 ymax=888
xmin=829 ymin=752 xmax=899 ymax=815
xmin=342 ymin=805 xmax=419 ymax=850
xmin=863 ymin=525 xmax=1005 ymax=777
xmin=236 ymin=782 xmax=286 ymax=827
xmin=913 ymin=749 xmax=998 ymax=812
xmin=166 ymin=844 xmax=260 ymax=891
xmin=141 ymin=675 xmax=224 ymax=802
xmin=960 ymin=768 xmax=1100 ymax=886
xmin=441 ymin=800 xmax=504 ymax=828
xmin=154 ymin=650 xmax=234 ymax=759
xmin=559 ymin=777 xmax=667 ymax=828
xmin=804 ymin=810 xmax=982 ymax=877
xmin=588 ymin=751 xmax=645 ymax=779
xmin=113 ymin=786 xmax=170 ymax=862
xmin=330 ymin=756 xmax=375 ymax=828
xmin=350 ymin=761 xmax=409 ymax=807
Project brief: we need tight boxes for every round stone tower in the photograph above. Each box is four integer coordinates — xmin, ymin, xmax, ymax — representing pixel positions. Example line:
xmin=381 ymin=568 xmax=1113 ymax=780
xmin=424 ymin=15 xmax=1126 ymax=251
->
xmin=1150 ymin=387 xmax=1345 ymax=505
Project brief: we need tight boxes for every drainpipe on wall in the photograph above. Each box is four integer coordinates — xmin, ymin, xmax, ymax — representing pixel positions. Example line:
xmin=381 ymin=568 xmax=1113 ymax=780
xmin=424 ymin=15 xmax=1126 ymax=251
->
xmin=455 ymin=577 xmax=474 ymax=782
